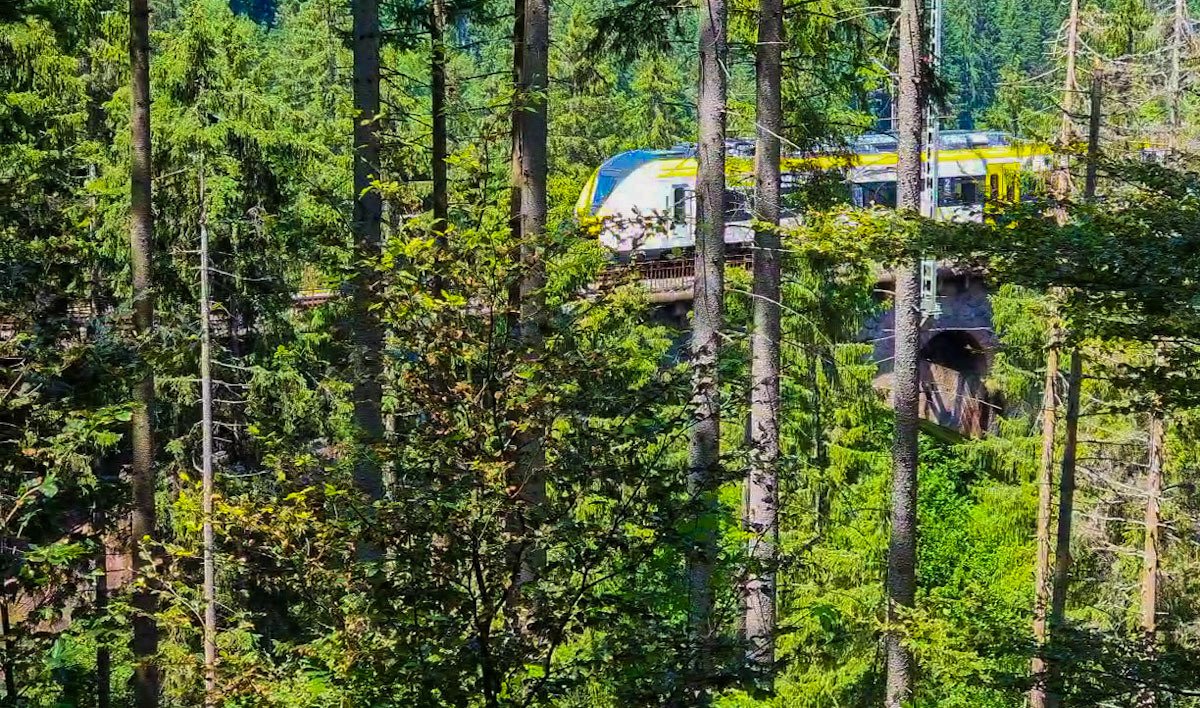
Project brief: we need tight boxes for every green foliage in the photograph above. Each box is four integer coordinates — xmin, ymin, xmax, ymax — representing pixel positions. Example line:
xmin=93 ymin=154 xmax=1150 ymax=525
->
xmin=6 ymin=0 xmax=1200 ymax=705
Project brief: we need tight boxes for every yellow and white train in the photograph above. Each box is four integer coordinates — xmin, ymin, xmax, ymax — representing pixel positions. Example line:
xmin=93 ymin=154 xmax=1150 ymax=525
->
xmin=575 ymin=130 xmax=1054 ymax=256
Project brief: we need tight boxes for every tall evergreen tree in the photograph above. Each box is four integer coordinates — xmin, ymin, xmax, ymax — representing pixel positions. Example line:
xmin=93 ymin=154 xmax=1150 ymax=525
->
xmin=509 ymin=0 xmax=549 ymax=627
xmin=1031 ymin=328 xmax=1060 ymax=708
xmin=430 ymin=0 xmax=448 ymax=239
xmin=350 ymin=0 xmax=384 ymax=501
xmin=1035 ymin=6 xmax=1083 ymax=703
xmin=127 ymin=0 xmax=159 ymax=703
xmin=688 ymin=0 xmax=727 ymax=697
xmin=744 ymin=0 xmax=783 ymax=676
xmin=1167 ymin=0 xmax=1187 ymax=146
xmin=886 ymin=0 xmax=925 ymax=702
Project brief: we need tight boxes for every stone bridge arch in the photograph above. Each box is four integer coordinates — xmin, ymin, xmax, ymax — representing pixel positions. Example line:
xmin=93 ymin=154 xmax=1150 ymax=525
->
xmin=866 ymin=267 xmax=998 ymax=436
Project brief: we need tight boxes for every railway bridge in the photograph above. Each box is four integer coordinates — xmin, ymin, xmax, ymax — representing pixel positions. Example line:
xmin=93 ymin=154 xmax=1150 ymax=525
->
xmin=618 ymin=255 xmax=996 ymax=437
xmin=2 ymin=255 xmax=993 ymax=438
xmin=293 ymin=253 xmax=997 ymax=437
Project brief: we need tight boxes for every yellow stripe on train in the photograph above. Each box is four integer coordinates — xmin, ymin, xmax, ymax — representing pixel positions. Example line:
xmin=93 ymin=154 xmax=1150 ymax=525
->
xmin=654 ymin=144 xmax=1054 ymax=179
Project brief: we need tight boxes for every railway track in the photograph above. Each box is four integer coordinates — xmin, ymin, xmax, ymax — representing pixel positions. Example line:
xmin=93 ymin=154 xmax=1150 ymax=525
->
xmin=291 ymin=251 xmax=756 ymax=308
xmin=596 ymin=251 xmax=754 ymax=302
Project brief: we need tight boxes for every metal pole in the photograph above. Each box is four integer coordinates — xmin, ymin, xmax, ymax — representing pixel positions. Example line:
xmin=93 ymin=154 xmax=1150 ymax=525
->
xmin=926 ymin=0 xmax=942 ymax=219
xmin=920 ymin=0 xmax=943 ymax=317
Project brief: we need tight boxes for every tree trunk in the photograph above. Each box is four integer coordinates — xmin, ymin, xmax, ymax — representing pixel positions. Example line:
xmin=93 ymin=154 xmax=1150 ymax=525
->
xmin=1043 ymin=349 xmax=1081 ymax=705
xmin=94 ymin=508 xmax=110 ymax=708
xmin=428 ymin=0 xmax=449 ymax=303
xmin=1030 ymin=334 xmax=1059 ymax=708
xmin=507 ymin=0 xmax=524 ymax=336
xmin=128 ymin=0 xmax=159 ymax=702
xmin=1052 ymin=0 xmax=1080 ymax=220
xmin=351 ymin=0 xmax=384 ymax=502
xmin=430 ymin=0 xmax=449 ymax=237
xmin=744 ymin=0 xmax=782 ymax=678
xmin=1168 ymin=0 xmax=1185 ymax=148
xmin=1139 ymin=408 xmax=1164 ymax=708
xmin=1084 ymin=71 xmax=1101 ymax=201
xmin=198 ymin=165 xmax=218 ymax=707
xmin=1041 ymin=23 xmax=1080 ymax=673
xmin=85 ymin=146 xmax=113 ymax=708
xmin=2 ymin=602 xmax=15 ymax=702
xmin=1040 ymin=73 xmax=1101 ymax=705
xmin=885 ymin=0 xmax=924 ymax=704
xmin=811 ymin=350 xmax=829 ymax=530
xmin=508 ymin=0 xmax=549 ymax=628
xmin=688 ymin=0 xmax=727 ymax=698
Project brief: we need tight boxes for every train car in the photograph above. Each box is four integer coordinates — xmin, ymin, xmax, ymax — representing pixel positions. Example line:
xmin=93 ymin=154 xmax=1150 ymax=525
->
xmin=575 ymin=131 xmax=1055 ymax=257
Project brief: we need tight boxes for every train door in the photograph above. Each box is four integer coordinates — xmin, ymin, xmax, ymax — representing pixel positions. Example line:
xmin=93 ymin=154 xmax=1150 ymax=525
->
xmin=668 ymin=183 xmax=692 ymax=246
xmin=984 ymin=162 xmax=1021 ymax=218
xmin=985 ymin=163 xmax=1021 ymax=202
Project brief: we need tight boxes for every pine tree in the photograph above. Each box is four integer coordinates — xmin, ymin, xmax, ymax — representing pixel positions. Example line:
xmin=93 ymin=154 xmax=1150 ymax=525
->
xmin=197 ymin=160 xmax=217 ymax=708
xmin=886 ymin=0 xmax=925 ymax=702
xmin=350 ymin=0 xmax=384 ymax=502
xmin=744 ymin=0 xmax=783 ymax=676
xmin=688 ymin=0 xmax=727 ymax=698
xmin=128 ymin=0 xmax=159 ymax=702
xmin=509 ymin=0 xmax=549 ymax=629
xmin=430 ymin=0 xmax=448 ymax=238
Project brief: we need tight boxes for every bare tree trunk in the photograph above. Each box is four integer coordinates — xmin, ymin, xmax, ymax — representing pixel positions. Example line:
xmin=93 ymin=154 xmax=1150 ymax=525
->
xmin=86 ymin=145 xmax=113 ymax=705
xmin=198 ymin=165 xmax=218 ymax=708
xmin=811 ymin=351 xmax=829 ymax=530
xmin=351 ymin=0 xmax=384 ymax=502
xmin=885 ymin=0 xmax=924 ymax=703
xmin=430 ymin=0 xmax=448 ymax=237
xmin=517 ymin=0 xmax=547 ymax=364
xmin=1037 ymin=28 xmax=1078 ymax=643
xmin=744 ymin=0 xmax=782 ymax=678
xmin=688 ymin=0 xmax=727 ymax=698
xmin=1084 ymin=72 xmax=1101 ymax=201
xmin=1 ymin=602 xmax=15 ymax=702
xmin=427 ymin=0 xmax=449 ymax=305
xmin=1138 ymin=408 xmax=1164 ymax=708
xmin=1050 ymin=351 xmax=1082 ymax=630
xmin=1044 ymin=350 xmax=1081 ymax=701
xmin=1040 ymin=73 xmax=1101 ymax=705
xmin=507 ymin=0 xmax=549 ymax=628
xmin=506 ymin=0 xmax=524 ymax=336
xmin=1030 ymin=334 xmax=1059 ymax=708
xmin=128 ymin=0 xmax=159 ymax=702
xmin=1052 ymin=0 xmax=1080 ymax=219
xmin=1168 ymin=0 xmax=1185 ymax=149
xmin=95 ymin=517 xmax=110 ymax=708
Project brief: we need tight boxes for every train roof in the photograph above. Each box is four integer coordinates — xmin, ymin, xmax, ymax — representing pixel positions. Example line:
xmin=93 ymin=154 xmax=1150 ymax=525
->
xmin=579 ymin=131 xmax=1041 ymax=216
xmin=585 ymin=147 xmax=696 ymax=216
xmin=703 ymin=130 xmax=1019 ymax=157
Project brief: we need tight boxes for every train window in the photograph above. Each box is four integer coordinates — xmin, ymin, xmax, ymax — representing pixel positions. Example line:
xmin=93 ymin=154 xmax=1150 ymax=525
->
xmin=671 ymin=185 xmax=688 ymax=224
xmin=989 ymin=173 xmax=1000 ymax=200
xmin=961 ymin=179 xmax=978 ymax=205
xmin=857 ymin=181 xmax=897 ymax=208
xmin=937 ymin=177 xmax=984 ymax=206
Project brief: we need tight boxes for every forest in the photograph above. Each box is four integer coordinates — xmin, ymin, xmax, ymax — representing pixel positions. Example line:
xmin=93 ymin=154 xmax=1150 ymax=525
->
xmin=2 ymin=0 xmax=1200 ymax=704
